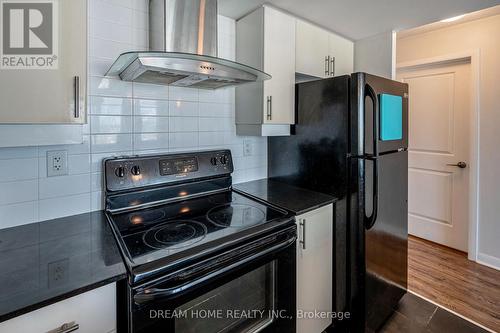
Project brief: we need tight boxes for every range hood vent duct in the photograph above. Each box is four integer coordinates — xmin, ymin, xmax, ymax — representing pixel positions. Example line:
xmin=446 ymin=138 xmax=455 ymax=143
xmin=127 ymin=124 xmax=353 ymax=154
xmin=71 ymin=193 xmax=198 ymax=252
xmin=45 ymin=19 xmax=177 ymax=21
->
xmin=105 ymin=0 xmax=270 ymax=89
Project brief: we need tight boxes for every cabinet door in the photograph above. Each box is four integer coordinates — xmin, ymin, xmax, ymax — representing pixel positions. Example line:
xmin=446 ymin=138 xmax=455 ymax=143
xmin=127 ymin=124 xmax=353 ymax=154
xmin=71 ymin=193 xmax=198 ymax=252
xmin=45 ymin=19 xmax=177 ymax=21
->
xmin=0 ymin=283 xmax=116 ymax=333
xmin=263 ymin=6 xmax=295 ymax=124
xmin=328 ymin=33 xmax=354 ymax=77
xmin=295 ymin=20 xmax=329 ymax=78
xmin=296 ymin=204 xmax=333 ymax=333
xmin=0 ymin=0 xmax=87 ymax=124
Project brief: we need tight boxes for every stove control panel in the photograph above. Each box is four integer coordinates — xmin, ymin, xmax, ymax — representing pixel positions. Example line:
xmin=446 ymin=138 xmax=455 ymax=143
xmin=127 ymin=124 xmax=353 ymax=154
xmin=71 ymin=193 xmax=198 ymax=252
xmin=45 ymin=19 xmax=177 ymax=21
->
xmin=104 ymin=150 xmax=233 ymax=192
xmin=159 ymin=157 xmax=198 ymax=176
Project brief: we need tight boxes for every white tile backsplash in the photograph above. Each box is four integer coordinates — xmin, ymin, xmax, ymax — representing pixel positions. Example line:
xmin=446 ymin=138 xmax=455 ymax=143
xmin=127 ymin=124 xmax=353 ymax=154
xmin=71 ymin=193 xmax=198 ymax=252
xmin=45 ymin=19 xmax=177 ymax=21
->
xmin=169 ymin=132 xmax=198 ymax=149
xmin=91 ymin=96 xmax=133 ymax=116
xmin=90 ymin=115 xmax=133 ymax=134
xmin=134 ymin=116 xmax=170 ymax=133
xmin=0 ymin=5 xmax=267 ymax=229
xmin=134 ymin=99 xmax=169 ymax=116
xmin=169 ymin=101 xmax=199 ymax=117
xmin=133 ymin=83 xmax=169 ymax=100
xmin=38 ymin=193 xmax=91 ymax=221
xmin=91 ymin=134 xmax=133 ymax=153
xmin=0 ymin=180 xmax=38 ymax=205
xmin=0 ymin=201 xmax=38 ymax=229
xmin=133 ymin=133 xmax=170 ymax=151
xmin=170 ymin=117 xmax=199 ymax=132
xmin=0 ymin=158 xmax=38 ymax=182
xmin=39 ymin=174 xmax=92 ymax=199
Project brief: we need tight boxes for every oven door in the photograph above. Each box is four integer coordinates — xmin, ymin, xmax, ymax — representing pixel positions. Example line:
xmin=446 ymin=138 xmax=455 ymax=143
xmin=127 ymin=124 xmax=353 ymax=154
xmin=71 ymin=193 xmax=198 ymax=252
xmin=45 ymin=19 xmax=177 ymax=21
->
xmin=129 ymin=225 xmax=297 ymax=333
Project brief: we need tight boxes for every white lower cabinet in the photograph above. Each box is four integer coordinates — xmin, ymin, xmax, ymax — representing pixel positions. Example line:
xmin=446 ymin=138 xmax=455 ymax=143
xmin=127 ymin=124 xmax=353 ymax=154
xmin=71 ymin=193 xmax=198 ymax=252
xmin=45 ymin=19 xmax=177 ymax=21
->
xmin=296 ymin=204 xmax=333 ymax=333
xmin=0 ymin=283 xmax=116 ymax=333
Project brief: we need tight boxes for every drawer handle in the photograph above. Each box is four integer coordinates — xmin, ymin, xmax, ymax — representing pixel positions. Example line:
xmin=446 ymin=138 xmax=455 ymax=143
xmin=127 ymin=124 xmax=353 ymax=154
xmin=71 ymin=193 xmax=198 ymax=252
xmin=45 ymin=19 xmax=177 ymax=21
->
xmin=46 ymin=321 xmax=79 ymax=333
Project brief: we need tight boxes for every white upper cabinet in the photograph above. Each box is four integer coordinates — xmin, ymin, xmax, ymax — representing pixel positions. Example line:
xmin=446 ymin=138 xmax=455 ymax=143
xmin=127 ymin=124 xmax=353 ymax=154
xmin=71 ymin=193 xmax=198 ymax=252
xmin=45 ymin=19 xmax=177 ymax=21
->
xmin=295 ymin=19 xmax=353 ymax=79
xmin=0 ymin=0 xmax=87 ymax=124
xmin=329 ymin=32 xmax=354 ymax=77
xmin=236 ymin=6 xmax=295 ymax=136
xmin=295 ymin=20 xmax=330 ymax=79
xmin=263 ymin=7 xmax=296 ymax=125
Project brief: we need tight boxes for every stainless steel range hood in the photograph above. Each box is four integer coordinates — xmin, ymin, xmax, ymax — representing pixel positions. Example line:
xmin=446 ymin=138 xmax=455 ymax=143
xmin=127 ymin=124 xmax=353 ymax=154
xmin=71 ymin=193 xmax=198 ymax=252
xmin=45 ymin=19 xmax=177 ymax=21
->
xmin=105 ymin=0 xmax=270 ymax=89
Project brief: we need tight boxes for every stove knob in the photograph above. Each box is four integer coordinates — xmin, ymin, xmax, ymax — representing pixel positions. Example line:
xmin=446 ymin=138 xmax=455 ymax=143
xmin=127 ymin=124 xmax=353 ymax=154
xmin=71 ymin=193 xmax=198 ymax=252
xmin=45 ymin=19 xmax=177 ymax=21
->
xmin=131 ymin=165 xmax=141 ymax=176
xmin=115 ymin=167 xmax=125 ymax=178
xmin=220 ymin=155 xmax=228 ymax=165
xmin=210 ymin=157 xmax=218 ymax=166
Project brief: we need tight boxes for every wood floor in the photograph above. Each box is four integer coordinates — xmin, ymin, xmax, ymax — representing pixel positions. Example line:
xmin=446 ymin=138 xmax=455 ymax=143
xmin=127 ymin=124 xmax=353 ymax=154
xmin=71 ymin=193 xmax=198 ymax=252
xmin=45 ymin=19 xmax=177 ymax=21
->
xmin=408 ymin=235 xmax=500 ymax=332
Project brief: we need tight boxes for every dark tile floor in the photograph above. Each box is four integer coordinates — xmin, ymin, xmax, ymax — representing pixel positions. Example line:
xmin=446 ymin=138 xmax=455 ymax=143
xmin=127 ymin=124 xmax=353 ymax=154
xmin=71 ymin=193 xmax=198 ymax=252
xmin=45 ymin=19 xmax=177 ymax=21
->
xmin=379 ymin=293 xmax=491 ymax=333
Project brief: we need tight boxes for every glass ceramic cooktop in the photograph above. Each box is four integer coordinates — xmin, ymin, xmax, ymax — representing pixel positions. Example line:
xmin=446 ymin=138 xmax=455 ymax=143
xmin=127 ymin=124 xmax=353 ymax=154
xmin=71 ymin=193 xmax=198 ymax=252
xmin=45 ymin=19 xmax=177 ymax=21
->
xmin=107 ymin=191 xmax=288 ymax=266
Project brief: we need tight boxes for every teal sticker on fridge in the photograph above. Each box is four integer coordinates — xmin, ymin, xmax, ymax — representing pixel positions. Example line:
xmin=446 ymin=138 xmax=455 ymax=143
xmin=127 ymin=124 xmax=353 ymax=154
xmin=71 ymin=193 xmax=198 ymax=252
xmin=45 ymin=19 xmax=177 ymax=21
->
xmin=379 ymin=94 xmax=403 ymax=141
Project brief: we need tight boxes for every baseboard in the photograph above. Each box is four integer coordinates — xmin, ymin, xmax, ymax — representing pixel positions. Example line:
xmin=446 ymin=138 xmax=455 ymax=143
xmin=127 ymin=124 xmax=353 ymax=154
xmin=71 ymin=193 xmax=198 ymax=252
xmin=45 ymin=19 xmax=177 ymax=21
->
xmin=477 ymin=252 xmax=500 ymax=271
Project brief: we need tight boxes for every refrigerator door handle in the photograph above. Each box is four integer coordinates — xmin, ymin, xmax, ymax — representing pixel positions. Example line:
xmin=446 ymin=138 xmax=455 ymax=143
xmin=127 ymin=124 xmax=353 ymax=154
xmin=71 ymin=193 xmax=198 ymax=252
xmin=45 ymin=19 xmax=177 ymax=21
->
xmin=364 ymin=156 xmax=378 ymax=230
xmin=364 ymin=84 xmax=379 ymax=230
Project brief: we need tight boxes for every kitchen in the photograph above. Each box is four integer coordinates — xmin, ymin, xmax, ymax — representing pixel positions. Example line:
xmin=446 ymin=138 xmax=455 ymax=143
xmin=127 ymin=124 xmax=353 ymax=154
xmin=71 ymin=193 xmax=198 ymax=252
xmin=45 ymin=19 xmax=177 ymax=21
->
xmin=1 ymin=0 xmax=500 ymax=332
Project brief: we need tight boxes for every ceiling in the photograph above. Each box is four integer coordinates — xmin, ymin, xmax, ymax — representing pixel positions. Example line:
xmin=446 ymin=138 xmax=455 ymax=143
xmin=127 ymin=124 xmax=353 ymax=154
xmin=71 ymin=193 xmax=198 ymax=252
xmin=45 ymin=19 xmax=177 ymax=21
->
xmin=218 ymin=0 xmax=500 ymax=40
xmin=398 ymin=4 xmax=500 ymax=38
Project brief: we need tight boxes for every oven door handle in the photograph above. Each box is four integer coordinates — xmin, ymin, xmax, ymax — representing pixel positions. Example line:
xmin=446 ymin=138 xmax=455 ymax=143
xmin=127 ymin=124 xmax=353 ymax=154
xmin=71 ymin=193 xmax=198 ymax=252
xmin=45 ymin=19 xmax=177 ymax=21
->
xmin=133 ymin=235 xmax=296 ymax=305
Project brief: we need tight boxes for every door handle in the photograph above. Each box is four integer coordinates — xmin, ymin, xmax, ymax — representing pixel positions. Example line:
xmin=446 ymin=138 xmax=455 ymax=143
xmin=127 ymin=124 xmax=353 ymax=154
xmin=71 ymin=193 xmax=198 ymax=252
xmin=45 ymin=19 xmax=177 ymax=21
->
xmin=74 ymin=76 xmax=80 ymax=118
xmin=266 ymin=96 xmax=272 ymax=121
xmin=299 ymin=219 xmax=306 ymax=250
xmin=447 ymin=161 xmax=467 ymax=169
xmin=330 ymin=56 xmax=336 ymax=76
xmin=325 ymin=56 xmax=330 ymax=76
xmin=364 ymin=84 xmax=379 ymax=230
xmin=133 ymin=233 xmax=296 ymax=305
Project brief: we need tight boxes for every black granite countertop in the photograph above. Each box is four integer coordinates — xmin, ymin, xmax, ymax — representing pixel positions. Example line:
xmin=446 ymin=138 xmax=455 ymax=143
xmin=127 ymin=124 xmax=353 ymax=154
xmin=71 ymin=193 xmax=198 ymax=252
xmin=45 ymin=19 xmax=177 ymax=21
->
xmin=233 ymin=179 xmax=337 ymax=215
xmin=0 ymin=211 xmax=127 ymax=322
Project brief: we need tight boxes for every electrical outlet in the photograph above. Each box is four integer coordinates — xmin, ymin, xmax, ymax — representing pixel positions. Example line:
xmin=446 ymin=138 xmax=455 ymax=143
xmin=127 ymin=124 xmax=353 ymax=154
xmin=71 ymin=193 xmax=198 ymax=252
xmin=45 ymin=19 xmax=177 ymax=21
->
xmin=47 ymin=150 xmax=68 ymax=177
xmin=243 ymin=140 xmax=253 ymax=156
xmin=48 ymin=258 xmax=69 ymax=288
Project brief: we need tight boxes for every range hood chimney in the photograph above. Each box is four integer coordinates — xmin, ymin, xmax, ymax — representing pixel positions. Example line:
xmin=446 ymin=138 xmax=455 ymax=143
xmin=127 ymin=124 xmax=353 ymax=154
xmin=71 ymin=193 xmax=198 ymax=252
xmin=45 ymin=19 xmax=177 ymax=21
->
xmin=105 ymin=0 xmax=270 ymax=89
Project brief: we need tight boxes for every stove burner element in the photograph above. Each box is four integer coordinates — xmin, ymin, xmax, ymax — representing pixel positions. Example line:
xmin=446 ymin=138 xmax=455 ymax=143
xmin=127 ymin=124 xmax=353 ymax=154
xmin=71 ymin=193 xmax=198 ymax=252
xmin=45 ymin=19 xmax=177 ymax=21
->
xmin=143 ymin=220 xmax=207 ymax=250
xmin=207 ymin=204 xmax=266 ymax=228
xmin=129 ymin=209 xmax=166 ymax=225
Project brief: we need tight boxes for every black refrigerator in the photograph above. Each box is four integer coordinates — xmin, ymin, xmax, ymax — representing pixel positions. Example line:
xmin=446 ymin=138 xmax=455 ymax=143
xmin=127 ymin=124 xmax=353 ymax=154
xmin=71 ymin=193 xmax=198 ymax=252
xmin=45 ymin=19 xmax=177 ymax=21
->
xmin=268 ymin=73 xmax=408 ymax=332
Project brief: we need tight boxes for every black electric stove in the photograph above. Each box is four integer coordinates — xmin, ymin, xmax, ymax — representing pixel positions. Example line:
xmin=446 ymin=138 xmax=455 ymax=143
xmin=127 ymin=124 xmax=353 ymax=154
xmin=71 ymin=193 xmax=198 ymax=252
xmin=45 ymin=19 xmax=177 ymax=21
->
xmin=108 ymin=189 xmax=289 ymax=278
xmin=104 ymin=150 xmax=297 ymax=333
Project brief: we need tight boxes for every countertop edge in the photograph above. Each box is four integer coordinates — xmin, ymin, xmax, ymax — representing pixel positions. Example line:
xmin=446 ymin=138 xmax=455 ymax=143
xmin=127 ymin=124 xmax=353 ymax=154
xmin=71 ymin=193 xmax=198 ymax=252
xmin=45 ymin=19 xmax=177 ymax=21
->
xmin=234 ymin=188 xmax=335 ymax=216
xmin=233 ymin=179 xmax=338 ymax=216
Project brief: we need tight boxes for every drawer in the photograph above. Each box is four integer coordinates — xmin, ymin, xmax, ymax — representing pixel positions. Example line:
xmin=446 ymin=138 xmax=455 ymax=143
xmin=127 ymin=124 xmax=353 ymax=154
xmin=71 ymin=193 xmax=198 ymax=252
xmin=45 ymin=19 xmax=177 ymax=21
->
xmin=0 ymin=283 xmax=116 ymax=333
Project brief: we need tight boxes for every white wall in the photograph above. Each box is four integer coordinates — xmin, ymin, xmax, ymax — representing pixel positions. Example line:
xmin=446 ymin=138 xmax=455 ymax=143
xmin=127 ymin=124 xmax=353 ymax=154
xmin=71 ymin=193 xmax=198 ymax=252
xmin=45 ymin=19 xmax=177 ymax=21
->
xmin=397 ymin=14 xmax=500 ymax=269
xmin=0 ymin=0 xmax=267 ymax=229
xmin=354 ymin=31 xmax=396 ymax=78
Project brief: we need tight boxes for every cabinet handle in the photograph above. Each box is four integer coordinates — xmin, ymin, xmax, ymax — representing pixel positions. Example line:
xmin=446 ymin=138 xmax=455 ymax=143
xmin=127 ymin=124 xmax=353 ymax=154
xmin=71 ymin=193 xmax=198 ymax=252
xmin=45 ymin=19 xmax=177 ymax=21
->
xmin=266 ymin=96 xmax=272 ymax=121
xmin=46 ymin=321 xmax=79 ymax=333
xmin=74 ymin=76 xmax=80 ymax=118
xmin=299 ymin=219 xmax=306 ymax=250
xmin=325 ymin=56 xmax=330 ymax=76
xmin=330 ymin=57 xmax=336 ymax=76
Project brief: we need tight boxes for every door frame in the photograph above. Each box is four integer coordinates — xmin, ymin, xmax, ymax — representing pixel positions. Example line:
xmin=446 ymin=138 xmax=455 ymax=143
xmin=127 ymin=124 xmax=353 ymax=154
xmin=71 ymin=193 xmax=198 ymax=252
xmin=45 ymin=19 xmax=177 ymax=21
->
xmin=396 ymin=50 xmax=481 ymax=262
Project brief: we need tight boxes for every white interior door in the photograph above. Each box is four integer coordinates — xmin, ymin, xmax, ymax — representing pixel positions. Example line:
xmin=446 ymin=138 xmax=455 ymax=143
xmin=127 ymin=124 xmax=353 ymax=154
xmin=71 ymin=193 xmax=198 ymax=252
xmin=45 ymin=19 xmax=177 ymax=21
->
xmin=397 ymin=61 xmax=471 ymax=252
